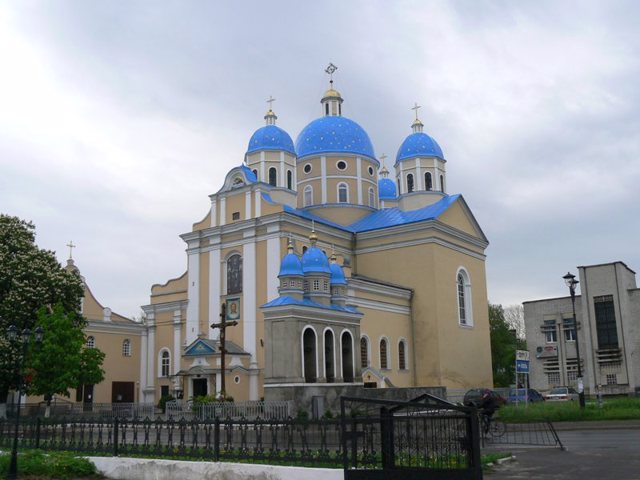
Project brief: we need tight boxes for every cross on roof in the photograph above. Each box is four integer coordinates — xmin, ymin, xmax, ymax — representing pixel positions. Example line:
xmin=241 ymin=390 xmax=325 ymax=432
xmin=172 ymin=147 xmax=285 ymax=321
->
xmin=66 ymin=241 xmax=76 ymax=260
xmin=411 ymin=102 xmax=422 ymax=120
xmin=325 ymin=63 xmax=338 ymax=84
xmin=266 ymin=95 xmax=276 ymax=110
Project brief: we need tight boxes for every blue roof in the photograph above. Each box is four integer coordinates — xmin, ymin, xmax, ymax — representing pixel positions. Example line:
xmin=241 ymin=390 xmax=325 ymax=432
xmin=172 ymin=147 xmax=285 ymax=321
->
xmin=241 ymin=165 xmax=257 ymax=182
xmin=396 ymin=132 xmax=444 ymax=162
xmin=378 ymin=178 xmax=397 ymax=200
xmin=330 ymin=263 xmax=347 ymax=285
xmin=279 ymin=252 xmax=303 ymax=277
xmin=247 ymin=125 xmax=296 ymax=155
xmin=296 ymin=116 xmax=376 ymax=160
xmin=262 ymin=296 xmax=360 ymax=314
xmin=301 ymin=246 xmax=331 ymax=274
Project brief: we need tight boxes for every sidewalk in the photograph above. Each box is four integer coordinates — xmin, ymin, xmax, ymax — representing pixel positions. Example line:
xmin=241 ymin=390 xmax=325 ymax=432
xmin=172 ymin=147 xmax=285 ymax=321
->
xmin=550 ymin=419 xmax=640 ymax=431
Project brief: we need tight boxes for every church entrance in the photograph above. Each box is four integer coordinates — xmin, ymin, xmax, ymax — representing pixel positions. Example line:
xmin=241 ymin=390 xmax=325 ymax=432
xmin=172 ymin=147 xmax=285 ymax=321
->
xmin=303 ymin=328 xmax=317 ymax=383
xmin=192 ymin=378 xmax=208 ymax=397
xmin=342 ymin=331 xmax=354 ymax=382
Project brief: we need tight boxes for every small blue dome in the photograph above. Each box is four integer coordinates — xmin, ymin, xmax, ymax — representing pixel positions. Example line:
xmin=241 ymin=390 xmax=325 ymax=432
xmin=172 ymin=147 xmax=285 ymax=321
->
xmin=301 ymin=246 xmax=331 ymax=274
xmin=240 ymin=165 xmax=257 ymax=183
xmin=279 ymin=252 xmax=303 ymax=277
xmin=296 ymin=116 xmax=376 ymax=160
xmin=247 ymin=125 xmax=296 ymax=156
xmin=330 ymin=263 xmax=347 ymax=285
xmin=378 ymin=178 xmax=397 ymax=200
xmin=396 ymin=132 xmax=444 ymax=162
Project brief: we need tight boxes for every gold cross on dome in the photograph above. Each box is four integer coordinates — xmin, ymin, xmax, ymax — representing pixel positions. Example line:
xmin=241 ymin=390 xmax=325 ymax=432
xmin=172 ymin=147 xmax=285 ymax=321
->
xmin=411 ymin=102 xmax=422 ymax=120
xmin=325 ymin=63 xmax=338 ymax=82
xmin=266 ymin=95 xmax=276 ymax=110
xmin=66 ymin=240 xmax=76 ymax=260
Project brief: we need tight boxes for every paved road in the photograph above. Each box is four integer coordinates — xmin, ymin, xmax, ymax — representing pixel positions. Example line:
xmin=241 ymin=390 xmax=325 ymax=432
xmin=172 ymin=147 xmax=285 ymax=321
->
xmin=486 ymin=427 xmax=640 ymax=479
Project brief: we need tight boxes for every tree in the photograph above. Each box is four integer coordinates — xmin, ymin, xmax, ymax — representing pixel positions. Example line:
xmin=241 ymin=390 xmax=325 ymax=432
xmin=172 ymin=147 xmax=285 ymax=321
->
xmin=489 ymin=303 xmax=527 ymax=387
xmin=0 ymin=215 xmax=84 ymax=416
xmin=504 ymin=304 xmax=525 ymax=339
xmin=75 ymin=346 xmax=106 ymax=406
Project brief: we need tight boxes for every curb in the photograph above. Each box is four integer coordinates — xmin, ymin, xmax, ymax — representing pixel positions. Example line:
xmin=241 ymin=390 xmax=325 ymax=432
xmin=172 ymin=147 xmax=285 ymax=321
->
xmin=486 ymin=455 xmax=516 ymax=468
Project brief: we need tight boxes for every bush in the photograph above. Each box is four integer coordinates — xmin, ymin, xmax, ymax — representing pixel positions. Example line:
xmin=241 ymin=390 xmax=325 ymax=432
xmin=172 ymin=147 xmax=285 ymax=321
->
xmin=0 ymin=450 xmax=100 ymax=479
xmin=296 ymin=409 xmax=309 ymax=421
xmin=158 ymin=394 xmax=175 ymax=413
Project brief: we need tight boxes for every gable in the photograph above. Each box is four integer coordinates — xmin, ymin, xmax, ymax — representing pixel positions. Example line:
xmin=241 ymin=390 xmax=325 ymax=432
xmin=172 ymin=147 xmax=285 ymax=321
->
xmin=437 ymin=197 xmax=488 ymax=242
xmin=184 ymin=339 xmax=217 ymax=356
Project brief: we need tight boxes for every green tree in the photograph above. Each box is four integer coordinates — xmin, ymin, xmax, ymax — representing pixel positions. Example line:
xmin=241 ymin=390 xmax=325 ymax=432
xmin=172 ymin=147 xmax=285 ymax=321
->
xmin=489 ymin=303 xmax=527 ymax=387
xmin=75 ymin=346 xmax=106 ymax=405
xmin=0 ymin=215 xmax=84 ymax=415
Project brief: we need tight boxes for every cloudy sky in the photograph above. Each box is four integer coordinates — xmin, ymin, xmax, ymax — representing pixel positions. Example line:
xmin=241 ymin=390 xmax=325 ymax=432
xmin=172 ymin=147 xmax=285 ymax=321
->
xmin=1 ymin=1 xmax=639 ymax=318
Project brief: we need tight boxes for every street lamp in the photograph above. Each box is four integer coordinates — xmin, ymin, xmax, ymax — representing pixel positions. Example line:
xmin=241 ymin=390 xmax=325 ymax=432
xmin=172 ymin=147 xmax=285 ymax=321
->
xmin=563 ymin=272 xmax=586 ymax=409
xmin=6 ymin=324 xmax=44 ymax=480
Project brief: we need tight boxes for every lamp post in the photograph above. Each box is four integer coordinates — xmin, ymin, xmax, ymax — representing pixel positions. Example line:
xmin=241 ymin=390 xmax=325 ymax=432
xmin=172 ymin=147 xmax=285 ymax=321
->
xmin=6 ymin=325 xmax=44 ymax=480
xmin=563 ymin=272 xmax=586 ymax=409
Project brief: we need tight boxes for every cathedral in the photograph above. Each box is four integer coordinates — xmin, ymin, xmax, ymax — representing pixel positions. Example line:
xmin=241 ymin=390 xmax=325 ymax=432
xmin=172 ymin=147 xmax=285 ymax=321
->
xmin=131 ymin=70 xmax=494 ymax=404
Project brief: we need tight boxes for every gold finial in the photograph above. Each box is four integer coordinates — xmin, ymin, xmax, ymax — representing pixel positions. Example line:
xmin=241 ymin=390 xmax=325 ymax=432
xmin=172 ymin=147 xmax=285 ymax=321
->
xmin=287 ymin=233 xmax=294 ymax=253
xmin=309 ymin=220 xmax=317 ymax=245
xmin=66 ymin=240 xmax=76 ymax=260
xmin=330 ymin=245 xmax=337 ymax=263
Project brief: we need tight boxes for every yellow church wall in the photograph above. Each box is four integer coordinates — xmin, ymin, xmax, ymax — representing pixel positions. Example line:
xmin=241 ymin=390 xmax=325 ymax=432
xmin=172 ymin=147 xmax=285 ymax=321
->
xmin=192 ymin=211 xmax=211 ymax=231
xmin=437 ymin=202 xmax=479 ymax=238
xmin=225 ymin=194 xmax=246 ymax=223
xmin=309 ymin=206 xmax=371 ymax=225
xmin=199 ymin=251 xmax=210 ymax=338
xmin=150 ymin=272 xmax=187 ymax=304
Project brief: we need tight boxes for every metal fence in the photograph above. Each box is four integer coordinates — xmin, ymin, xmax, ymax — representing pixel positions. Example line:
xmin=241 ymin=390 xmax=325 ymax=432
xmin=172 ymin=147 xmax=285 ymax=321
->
xmin=481 ymin=419 xmax=564 ymax=449
xmin=6 ymin=402 xmax=157 ymax=420
xmin=165 ymin=400 xmax=292 ymax=420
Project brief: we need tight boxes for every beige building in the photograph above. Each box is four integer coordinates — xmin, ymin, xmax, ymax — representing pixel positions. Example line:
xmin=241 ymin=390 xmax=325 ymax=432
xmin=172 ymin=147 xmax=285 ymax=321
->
xmin=137 ymin=77 xmax=494 ymax=404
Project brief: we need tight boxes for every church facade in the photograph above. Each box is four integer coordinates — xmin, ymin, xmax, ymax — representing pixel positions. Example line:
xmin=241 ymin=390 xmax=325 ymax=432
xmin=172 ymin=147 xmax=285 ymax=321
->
xmin=138 ymin=75 xmax=493 ymax=404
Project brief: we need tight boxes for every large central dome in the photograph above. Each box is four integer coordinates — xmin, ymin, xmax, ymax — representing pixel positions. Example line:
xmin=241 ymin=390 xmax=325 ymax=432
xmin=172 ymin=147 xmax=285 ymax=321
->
xmin=296 ymin=116 xmax=375 ymax=160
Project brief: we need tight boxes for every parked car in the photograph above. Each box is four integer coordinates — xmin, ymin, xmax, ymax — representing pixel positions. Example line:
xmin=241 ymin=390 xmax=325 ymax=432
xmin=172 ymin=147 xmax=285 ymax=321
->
xmin=463 ymin=388 xmax=507 ymax=408
xmin=544 ymin=386 xmax=580 ymax=402
xmin=508 ymin=388 xmax=545 ymax=403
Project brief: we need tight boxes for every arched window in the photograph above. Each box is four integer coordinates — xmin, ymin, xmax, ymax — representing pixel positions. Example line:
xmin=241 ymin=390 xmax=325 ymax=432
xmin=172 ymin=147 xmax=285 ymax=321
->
xmin=304 ymin=185 xmax=313 ymax=207
xmin=360 ymin=337 xmax=369 ymax=369
xmin=122 ymin=339 xmax=131 ymax=357
xmin=407 ymin=174 xmax=414 ymax=193
xmin=425 ymin=172 xmax=433 ymax=191
xmin=368 ymin=187 xmax=375 ymax=207
xmin=302 ymin=328 xmax=317 ymax=383
xmin=86 ymin=336 xmax=95 ymax=348
xmin=269 ymin=167 xmax=277 ymax=186
xmin=457 ymin=268 xmax=474 ymax=326
xmin=227 ymin=254 xmax=243 ymax=294
xmin=324 ymin=329 xmax=335 ymax=383
xmin=338 ymin=183 xmax=348 ymax=203
xmin=342 ymin=331 xmax=354 ymax=382
xmin=325 ymin=103 xmax=329 ymax=116
xmin=398 ymin=340 xmax=407 ymax=370
xmin=380 ymin=338 xmax=388 ymax=369
xmin=440 ymin=175 xmax=444 ymax=192
xmin=161 ymin=350 xmax=170 ymax=377
xmin=252 ymin=169 xmax=258 ymax=179
xmin=287 ymin=170 xmax=293 ymax=190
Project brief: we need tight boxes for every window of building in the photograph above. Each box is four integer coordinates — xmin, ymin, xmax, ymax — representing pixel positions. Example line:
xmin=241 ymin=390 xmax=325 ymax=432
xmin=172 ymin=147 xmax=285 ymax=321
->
xmin=425 ymin=172 xmax=433 ymax=191
xmin=313 ymin=279 xmax=320 ymax=291
xmin=252 ymin=169 xmax=258 ymax=179
xmin=287 ymin=170 xmax=293 ymax=190
xmin=338 ymin=183 xmax=348 ymax=203
xmin=303 ymin=328 xmax=317 ymax=383
xmin=226 ymin=254 xmax=243 ymax=294
xmin=547 ymin=372 xmax=560 ymax=385
xmin=606 ymin=373 xmax=617 ymax=385
xmin=380 ymin=338 xmax=388 ymax=369
xmin=232 ymin=211 xmax=240 ymax=221
xmin=544 ymin=320 xmax=557 ymax=343
xmin=337 ymin=160 xmax=347 ymax=170
xmin=567 ymin=371 xmax=578 ymax=382
xmin=360 ymin=337 xmax=369 ymax=369
xmin=304 ymin=185 xmax=313 ymax=207
xmin=86 ymin=336 xmax=95 ymax=348
xmin=398 ymin=340 xmax=407 ymax=370
xmin=368 ymin=188 xmax=375 ymax=208
xmin=563 ymin=318 xmax=576 ymax=341
xmin=594 ymin=295 xmax=618 ymax=349
xmin=456 ymin=269 xmax=473 ymax=326
xmin=304 ymin=164 xmax=312 ymax=174
xmin=323 ymin=280 xmax=329 ymax=291
xmin=407 ymin=173 xmax=414 ymax=193
xmin=368 ymin=166 xmax=374 ymax=176
xmin=161 ymin=351 xmax=170 ymax=377
xmin=122 ymin=339 xmax=131 ymax=357
xmin=268 ymin=167 xmax=277 ymax=187
xmin=440 ymin=175 xmax=444 ymax=192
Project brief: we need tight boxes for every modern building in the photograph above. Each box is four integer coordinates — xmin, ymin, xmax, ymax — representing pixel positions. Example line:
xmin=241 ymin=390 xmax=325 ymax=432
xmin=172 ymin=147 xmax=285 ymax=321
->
xmin=523 ymin=261 xmax=640 ymax=396
xmin=138 ymin=73 xmax=494 ymax=404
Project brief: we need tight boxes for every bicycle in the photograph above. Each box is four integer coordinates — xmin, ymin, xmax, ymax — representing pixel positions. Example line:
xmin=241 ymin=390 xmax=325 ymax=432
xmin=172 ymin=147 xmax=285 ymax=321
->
xmin=480 ymin=412 xmax=506 ymax=438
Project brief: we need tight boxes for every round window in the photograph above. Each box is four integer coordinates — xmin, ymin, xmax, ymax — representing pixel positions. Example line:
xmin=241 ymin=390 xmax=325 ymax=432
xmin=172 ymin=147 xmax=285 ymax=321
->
xmin=303 ymin=164 xmax=312 ymax=174
xmin=368 ymin=166 xmax=374 ymax=176
xmin=337 ymin=160 xmax=347 ymax=171
xmin=234 ymin=376 xmax=240 ymax=384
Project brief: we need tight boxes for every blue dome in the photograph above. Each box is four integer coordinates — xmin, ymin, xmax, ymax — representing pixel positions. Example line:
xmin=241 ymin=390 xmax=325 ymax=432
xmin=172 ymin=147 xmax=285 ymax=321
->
xmin=296 ymin=116 xmax=376 ymax=160
xmin=247 ymin=125 xmax=296 ymax=155
xmin=279 ymin=252 xmax=303 ymax=277
xmin=330 ymin=263 xmax=347 ymax=285
xmin=301 ymin=246 xmax=331 ymax=274
xmin=378 ymin=178 xmax=397 ymax=200
xmin=396 ymin=132 xmax=444 ymax=162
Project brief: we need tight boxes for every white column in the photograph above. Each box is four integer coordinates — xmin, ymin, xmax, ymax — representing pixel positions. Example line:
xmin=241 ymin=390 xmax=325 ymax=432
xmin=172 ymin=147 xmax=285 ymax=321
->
xmin=245 ymin=190 xmax=252 ymax=220
xmin=254 ymin=188 xmax=262 ymax=217
xmin=210 ymin=198 xmax=217 ymax=228
xmin=186 ymin=248 xmax=200 ymax=345
xmin=434 ymin=158 xmax=440 ymax=191
xmin=280 ymin=152 xmax=285 ymax=188
xmin=398 ymin=162 xmax=404 ymax=195
xmin=266 ymin=227 xmax=280 ymax=301
xmin=139 ymin=328 xmax=148 ymax=403
xmin=173 ymin=310 xmax=181 ymax=375
xmin=146 ymin=313 xmax=156 ymax=399
xmin=321 ymin=156 xmax=327 ymax=203
xmin=356 ymin=157 xmax=363 ymax=205
xmin=209 ymin=242 xmax=221 ymax=340
xmin=416 ymin=158 xmax=422 ymax=190
xmin=242 ymin=231 xmax=258 ymax=400
xmin=260 ymin=152 xmax=265 ymax=182
xmin=219 ymin=197 xmax=226 ymax=225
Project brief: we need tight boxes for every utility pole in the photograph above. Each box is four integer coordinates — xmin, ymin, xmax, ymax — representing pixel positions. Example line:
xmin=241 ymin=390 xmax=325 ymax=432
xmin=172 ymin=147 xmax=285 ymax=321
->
xmin=210 ymin=302 xmax=238 ymax=400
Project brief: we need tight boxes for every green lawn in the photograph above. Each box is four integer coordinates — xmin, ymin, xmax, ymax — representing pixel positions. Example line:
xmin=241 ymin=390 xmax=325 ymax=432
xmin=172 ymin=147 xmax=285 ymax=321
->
xmin=499 ymin=397 xmax=640 ymax=423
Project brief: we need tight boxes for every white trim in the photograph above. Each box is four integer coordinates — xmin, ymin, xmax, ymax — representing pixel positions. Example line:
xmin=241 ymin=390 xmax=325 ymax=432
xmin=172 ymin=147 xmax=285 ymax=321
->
xmin=186 ymin=252 xmax=200 ymax=345
xmin=337 ymin=182 xmax=349 ymax=203
xmin=356 ymin=157 xmax=363 ymax=205
xmin=266 ymin=235 xmax=280 ymax=301
xmin=415 ymin=158 xmax=422 ymax=191
xmin=219 ymin=197 xmax=226 ymax=226
xmin=355 ymin=236 xmax=486 ymax=260
xmin=335 ymin=159 xmax=348 ymax=171
xmin=260 ymin=151 xmax=265 ymax=182
xmin=209 ymin=247 xmax=221 ymax=340
xmin=210 ymin=198 xmax=217 ymax=228
xmin=173 ymin=310 xmax=181 ymax=373
xmin=368 ymin=187 xmax=375 ymax=208
xmin=139 ymin=330 xmax=148 ymax=401
xmin=303 ymin=185 xmax=313 ymax=207
xmin=301 ymin=326 xmax=319 ymax=381
xmin=321 ymin=156 xmax=327 ymax=204
xmin=255 ymin=187 xmax=261 ymax=218
xmin=244 ymin=190 xmax=252 ymax=219
xmin=243 ymin=240 xmax=257 ymax=364
xmin=322 ymin=327 xmax=336 ymax=381
xmin=347 ymin=297 xmax=411 ymax=315
xmin=340 ymin=329 xmax=355 ymax=381
xmin=158 ymin=348 xmax=171 ymax=378
xmin=280 ymin=152 xmax=285 ymax=188
xmin=456 ymin=267 xmax=474 ymax=327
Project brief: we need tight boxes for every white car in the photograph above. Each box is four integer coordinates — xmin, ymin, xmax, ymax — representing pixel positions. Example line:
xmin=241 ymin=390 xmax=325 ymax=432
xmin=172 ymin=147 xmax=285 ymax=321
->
xmin=544 ymin=386 xmax=580 ymax=402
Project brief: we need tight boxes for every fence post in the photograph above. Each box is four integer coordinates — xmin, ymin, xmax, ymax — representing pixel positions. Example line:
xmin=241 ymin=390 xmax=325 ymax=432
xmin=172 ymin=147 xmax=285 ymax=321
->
xmin=380 ymin=406 xmax=395 ymax=471
xmin=214 ymin=416 xmax=220 ymax=462
xmin=113 ymin=417 xmax=119 ymax=457
xmin=35 ymin=417 xmax=41 ymax=449
xmin=468 ymin=409 xmax=482 ymax=479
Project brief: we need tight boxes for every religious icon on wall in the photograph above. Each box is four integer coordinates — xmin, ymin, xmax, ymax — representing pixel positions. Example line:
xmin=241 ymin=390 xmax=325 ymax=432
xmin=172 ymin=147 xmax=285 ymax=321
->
xmin=227 ymin=254 xmax=243 ymax=294
xmin=226 ymin=298 xmax=240 ymax=321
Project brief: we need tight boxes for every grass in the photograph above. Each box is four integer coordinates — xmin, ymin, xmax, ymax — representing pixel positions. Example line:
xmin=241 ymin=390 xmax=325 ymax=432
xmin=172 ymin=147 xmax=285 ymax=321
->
xmin=0 ymin=450 xmax=102 ymax=479
xmin=499 ymin=397 xmax=640 ymax=423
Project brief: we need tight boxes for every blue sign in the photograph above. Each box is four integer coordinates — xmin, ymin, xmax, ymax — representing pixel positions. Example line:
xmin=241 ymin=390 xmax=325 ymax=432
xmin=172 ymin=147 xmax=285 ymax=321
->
xmin=516 ymin=359 xmax=530 ymax=373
